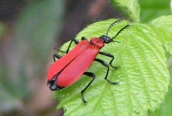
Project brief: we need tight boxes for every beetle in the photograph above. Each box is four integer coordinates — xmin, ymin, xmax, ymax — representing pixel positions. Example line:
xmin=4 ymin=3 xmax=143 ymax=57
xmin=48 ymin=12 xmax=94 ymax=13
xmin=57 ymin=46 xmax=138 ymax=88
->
xmin=47 ymin=19 xmax=129 ymax=103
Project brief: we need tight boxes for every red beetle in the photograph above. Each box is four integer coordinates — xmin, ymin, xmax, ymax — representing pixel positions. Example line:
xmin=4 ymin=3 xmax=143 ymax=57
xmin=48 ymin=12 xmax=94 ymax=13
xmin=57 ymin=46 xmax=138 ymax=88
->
xmin=47 ymin=19 xmax=129 ymax=103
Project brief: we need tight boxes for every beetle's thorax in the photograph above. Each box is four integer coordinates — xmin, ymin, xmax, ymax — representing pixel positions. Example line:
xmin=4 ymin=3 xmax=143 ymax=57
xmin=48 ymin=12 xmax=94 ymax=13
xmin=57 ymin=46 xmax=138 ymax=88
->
xmin=90 ymin=38 xmax=104 ymax=48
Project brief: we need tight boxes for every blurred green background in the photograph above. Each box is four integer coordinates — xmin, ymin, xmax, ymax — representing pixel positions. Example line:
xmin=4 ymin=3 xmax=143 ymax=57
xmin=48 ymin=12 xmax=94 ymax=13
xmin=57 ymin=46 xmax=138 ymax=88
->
xmin=0 ymin=0 xmax=123 ymax=116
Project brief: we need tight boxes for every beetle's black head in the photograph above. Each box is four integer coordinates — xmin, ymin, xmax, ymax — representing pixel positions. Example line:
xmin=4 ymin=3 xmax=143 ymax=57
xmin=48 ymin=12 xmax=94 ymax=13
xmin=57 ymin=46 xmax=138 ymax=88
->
xmin=99 ymin=35 xmax=113 ymax=43
xmin=47 ymin=76 xmax=64 ymax=91
xmin=99 ymin=19 xmax=130 ymax=44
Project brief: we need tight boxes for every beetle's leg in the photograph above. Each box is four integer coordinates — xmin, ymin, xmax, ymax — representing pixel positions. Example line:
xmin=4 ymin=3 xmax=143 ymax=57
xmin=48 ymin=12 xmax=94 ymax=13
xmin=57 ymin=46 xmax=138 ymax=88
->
xmin=81 ymin=72 xmax=96 ymax=103
xmin=57 ymin=49 xmax=66 ymax=53
xmin=53 ymin=38 xmax=79 ymax=61
xmin=95 ymin=58 xmax=118 ymax=85
xmin=53 ymin=53 xmax=62 ymax=62
xmin=54 ymin=37 xmax=88 ymax=62
xmin=81 ymin=37 xmax=88 ymax=41
xmin=66 ymin=38 xmax=79 ymax=53
xmin=66 ymin=37 xmax=88 ymax=53
xmin=99 ymin=52 xmax=118 ymax=69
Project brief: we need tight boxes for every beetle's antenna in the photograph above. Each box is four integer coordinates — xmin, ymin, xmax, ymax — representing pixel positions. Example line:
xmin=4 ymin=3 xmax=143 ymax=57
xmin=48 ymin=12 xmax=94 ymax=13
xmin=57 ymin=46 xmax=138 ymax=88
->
xmin=105 ymin=19 xmax=123 ymax=37
xmin=111 ymin=24 xmax=130 ymax=40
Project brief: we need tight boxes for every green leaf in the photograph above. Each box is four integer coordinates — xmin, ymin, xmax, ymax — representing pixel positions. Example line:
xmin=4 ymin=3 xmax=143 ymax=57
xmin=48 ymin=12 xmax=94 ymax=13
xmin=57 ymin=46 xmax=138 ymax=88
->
xmin=54 ymin=19 xmax=170 ymax=116
xmin=150 ymin=15 xmax=172 ymax=56
xmin=149 ymin=15 xmax=172 ymax=116
xmin=111 ymin=0 xmax=140 ymax=22
xmin=139 ymin=0 xmax=171 ymax=23
xmin=164 ymin=43 xmax=172 ymax=56
xmin=151 ymin=15 xmax=172 ymax=32
xmin=153 ymin=59 xmax=172 ymax=116
xmin=154 ymin=85 xmax=172 ymax=116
